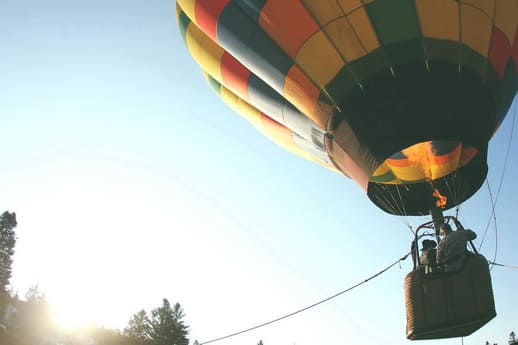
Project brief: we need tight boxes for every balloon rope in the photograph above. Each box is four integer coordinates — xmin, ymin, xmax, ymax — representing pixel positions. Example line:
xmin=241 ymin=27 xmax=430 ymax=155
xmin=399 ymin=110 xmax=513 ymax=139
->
xmin=199 ymin=252 xmax=411 ymax=345
xmin=487 ymin=260 xmax=518 ymax=270
xmin=480 ymin=180 xmax=498 ymax=271
xmin=478 ymin=98 xmax=517 ymax=252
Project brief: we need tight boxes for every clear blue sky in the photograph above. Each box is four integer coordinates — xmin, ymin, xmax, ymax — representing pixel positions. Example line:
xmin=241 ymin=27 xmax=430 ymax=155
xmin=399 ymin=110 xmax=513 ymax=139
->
xmin=1 ymin=1 xmax=517 ymax=345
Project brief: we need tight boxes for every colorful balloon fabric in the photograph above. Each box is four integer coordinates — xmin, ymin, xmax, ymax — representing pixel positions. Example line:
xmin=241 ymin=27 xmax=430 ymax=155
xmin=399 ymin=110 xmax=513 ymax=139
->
xmin=177 ymin=0 xmax=518 ymax=216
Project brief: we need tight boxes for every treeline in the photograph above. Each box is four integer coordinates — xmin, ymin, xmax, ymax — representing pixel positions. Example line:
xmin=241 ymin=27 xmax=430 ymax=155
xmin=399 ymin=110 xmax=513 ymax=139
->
xmin=0 ymin=287 xmax=190 ymax=345
xmin=0 ymin=211 xmax=191 ymax=345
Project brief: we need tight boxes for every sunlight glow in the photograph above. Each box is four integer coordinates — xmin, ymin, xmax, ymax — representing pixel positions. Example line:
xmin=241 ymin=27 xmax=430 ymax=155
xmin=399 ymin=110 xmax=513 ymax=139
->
xmin=51 ymin=299 xmax=96 ymax=330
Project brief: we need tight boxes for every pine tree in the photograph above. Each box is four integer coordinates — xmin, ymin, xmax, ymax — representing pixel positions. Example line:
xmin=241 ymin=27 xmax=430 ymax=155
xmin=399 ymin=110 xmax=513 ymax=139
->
xmin=9 ymin=285 xmax=57 ymax=343
xmin=148 ymin=299 xmax=189 ymax=345
xmin=125 ymin=309 xmax=151 ymax=342
xmin=125 ymin=299 xmax=189 ymax=345
xmin=0 ymin=211 xmax=17 ymax=293
xmin=170 ymin=302 xmax=189 ymax=345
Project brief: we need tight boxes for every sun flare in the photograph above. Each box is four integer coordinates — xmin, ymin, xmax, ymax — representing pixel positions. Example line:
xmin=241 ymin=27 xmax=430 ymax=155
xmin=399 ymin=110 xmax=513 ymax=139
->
xmin=49 ymin=296 xmax=99 ymax=330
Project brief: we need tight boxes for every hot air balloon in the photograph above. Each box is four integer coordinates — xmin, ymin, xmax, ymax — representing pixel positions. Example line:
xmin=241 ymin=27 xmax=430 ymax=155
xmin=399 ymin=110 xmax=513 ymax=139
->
xmin=176 ymin=0 xmax=518 ymax=340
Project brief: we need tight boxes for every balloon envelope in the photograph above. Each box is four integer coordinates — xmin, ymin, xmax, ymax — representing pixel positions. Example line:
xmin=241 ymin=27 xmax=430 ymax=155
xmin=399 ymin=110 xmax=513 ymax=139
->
xmin=177 ymin=0 xmax=518 ymax=216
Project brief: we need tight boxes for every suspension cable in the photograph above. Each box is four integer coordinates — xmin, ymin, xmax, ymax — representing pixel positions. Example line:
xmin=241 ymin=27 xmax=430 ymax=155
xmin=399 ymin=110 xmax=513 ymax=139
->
xmin=478 ymin=100 xmax=517 ymax=252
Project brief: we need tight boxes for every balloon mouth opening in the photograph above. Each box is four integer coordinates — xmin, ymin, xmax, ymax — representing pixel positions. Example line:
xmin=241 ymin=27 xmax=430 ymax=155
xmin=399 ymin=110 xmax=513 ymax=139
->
xmin=366 ymin=140 xmax=487 ymax=216
xmin=369 ymin=140 xmax=478 ymax=186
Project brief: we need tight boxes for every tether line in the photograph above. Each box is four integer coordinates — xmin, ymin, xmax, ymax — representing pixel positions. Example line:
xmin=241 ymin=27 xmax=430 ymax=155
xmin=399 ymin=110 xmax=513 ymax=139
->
xmin=200 ymin=252 xmax=411 ymax=345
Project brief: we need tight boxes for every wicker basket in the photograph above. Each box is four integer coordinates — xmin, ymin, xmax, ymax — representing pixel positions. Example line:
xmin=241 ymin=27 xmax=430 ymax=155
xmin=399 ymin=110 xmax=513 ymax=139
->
xmin=405 ymin=254 xmax=496 ymax=340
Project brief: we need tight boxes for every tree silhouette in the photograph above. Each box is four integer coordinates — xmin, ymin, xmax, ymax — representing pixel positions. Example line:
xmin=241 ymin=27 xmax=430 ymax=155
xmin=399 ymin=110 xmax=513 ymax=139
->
xmin=125 ymin=299 xmax=189 ymax=345
xmin=125 ymin=309 xmax=151 ymax=342
xmin=0 ymin=211 xmax=17 ymax=293
xmin=510 ymin=331 xmax=517 ymax=345
xmin=6 ymin=285 xmax=58 ymax=344
xmin=148 ymin=299 xmax=189 ymax=345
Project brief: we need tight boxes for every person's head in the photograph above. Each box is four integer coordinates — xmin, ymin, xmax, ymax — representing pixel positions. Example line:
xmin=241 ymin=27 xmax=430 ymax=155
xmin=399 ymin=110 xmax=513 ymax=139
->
xmin=421 ymin=239 xmax=437 ymax=251
xmin=439 ymin=223 xmax=453 ymax=237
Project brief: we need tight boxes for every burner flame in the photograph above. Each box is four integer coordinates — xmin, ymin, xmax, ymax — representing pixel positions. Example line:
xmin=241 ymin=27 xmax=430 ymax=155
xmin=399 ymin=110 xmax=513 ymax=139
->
xmin=433 ymin=188 xmax=447 ymax=208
